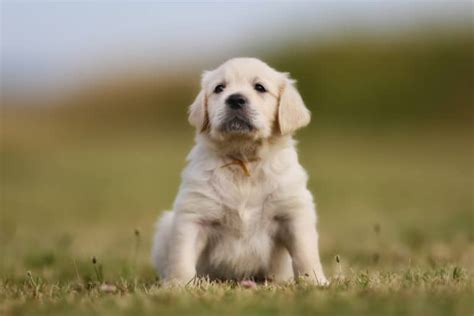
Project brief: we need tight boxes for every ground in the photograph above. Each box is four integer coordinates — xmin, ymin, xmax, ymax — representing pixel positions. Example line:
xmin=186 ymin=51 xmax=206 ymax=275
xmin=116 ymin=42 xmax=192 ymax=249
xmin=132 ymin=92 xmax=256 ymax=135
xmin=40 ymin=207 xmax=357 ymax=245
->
xmin=0 ymin=124 xmax=472 ymax=315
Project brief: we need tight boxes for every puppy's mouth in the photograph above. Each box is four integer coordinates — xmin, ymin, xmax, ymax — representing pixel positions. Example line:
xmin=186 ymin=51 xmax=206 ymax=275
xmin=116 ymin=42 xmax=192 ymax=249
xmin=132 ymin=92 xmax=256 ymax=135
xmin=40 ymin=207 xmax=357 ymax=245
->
xmin=220 ymin=115 xmax=254 ymax=134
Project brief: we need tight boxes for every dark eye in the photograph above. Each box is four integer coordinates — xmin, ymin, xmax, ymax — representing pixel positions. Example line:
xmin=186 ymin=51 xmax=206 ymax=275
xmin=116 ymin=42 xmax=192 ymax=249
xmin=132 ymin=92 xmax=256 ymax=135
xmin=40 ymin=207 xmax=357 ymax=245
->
xmin=214 ymin=84 xmax=225 ymax=94
xmin=254 ymin=83 xmax=266 ymax=93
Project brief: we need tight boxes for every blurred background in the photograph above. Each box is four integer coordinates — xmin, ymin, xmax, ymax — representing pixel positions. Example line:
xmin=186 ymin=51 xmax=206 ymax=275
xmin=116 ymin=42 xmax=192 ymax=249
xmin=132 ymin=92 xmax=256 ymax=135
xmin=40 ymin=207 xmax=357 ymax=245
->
xmin=1 ymin=1 xmax=472 ymax=281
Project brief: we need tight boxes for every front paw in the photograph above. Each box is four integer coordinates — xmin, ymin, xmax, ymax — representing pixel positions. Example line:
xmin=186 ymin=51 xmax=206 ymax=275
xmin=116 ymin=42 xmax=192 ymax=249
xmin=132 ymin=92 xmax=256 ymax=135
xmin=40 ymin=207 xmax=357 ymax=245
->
xmin=314 ymin=275 xmax=330 ymax=286
xmin=161 ymin=276 xmax=196 ymax=288
xmin=161 ymin=270 xmax=197 ymax=288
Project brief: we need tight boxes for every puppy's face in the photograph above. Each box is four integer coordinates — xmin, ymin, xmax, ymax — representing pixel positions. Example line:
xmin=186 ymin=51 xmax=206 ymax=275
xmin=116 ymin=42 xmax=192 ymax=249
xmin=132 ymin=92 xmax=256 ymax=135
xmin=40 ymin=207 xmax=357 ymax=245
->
xmin=189 ymin=58 xmax=310 ymax=141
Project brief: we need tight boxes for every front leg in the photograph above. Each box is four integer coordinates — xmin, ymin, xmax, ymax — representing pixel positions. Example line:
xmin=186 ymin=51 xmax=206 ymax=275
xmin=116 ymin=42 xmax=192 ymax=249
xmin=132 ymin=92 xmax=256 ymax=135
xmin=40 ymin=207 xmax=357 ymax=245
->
xmin=280 ymin=210 xmax=328 ymax=285
xmin=165 ymin=214 xmax=206 ymax=285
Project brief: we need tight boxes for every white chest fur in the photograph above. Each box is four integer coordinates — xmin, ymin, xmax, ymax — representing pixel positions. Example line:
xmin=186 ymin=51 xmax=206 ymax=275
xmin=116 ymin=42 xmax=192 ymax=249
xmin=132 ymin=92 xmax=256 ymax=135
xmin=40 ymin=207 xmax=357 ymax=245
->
xmin=193 ymin=164 xmax=282 ymax=279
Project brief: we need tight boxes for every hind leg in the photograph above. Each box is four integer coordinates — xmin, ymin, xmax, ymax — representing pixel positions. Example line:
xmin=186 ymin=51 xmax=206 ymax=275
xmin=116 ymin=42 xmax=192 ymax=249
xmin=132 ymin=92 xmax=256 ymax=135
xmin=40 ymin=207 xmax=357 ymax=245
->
xmin=153 ymin=211 xmax=208 ymax=285
xmin=152 ymin=211 xmax=174 ymax=279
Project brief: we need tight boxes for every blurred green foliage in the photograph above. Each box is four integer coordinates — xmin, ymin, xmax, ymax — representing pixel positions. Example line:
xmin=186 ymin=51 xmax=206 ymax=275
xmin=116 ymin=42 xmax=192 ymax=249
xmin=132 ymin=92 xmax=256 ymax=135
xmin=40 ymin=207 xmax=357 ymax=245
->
xmin=268 ymin=31 xmax=473 ymax=128
xmin=9 ymin=29 xmax=469 ymax=132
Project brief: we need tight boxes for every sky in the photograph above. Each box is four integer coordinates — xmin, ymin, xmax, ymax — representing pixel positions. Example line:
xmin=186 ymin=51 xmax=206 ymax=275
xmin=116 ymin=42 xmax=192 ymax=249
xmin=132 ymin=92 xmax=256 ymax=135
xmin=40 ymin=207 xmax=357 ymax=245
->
xmin=1 ymin=1 xmax=471 ymax=96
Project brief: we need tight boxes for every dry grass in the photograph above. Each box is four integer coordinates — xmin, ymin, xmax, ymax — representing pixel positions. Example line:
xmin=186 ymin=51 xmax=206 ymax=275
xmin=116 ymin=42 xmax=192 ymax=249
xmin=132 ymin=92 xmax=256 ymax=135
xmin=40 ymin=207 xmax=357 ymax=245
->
xmin=1 ymin=267 xmax=472 ymax=316
xmin=1 ymin=122 xmax=472 ymax=315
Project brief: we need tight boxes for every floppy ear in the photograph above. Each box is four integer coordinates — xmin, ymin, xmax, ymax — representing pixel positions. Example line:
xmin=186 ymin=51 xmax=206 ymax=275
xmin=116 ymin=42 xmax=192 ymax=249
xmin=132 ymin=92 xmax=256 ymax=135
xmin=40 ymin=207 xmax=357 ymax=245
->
xmin=277 ymin=78 xmax=311 ymax=135
xmin=188 ymin=90 xmax=209 ymax=132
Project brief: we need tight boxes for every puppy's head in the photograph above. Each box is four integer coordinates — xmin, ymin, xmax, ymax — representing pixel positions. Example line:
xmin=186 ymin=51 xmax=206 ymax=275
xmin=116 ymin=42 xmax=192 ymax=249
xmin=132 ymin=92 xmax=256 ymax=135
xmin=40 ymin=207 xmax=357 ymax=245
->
xmin=188 ymin=58 xmax=310 ymax=140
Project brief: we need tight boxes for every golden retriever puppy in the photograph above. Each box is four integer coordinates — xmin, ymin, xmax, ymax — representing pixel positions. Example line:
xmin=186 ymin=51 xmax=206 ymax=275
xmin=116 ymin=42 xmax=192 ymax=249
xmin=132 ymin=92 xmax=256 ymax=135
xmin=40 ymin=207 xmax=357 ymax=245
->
xmin=152 ymin=58 xmax=327 ymax=285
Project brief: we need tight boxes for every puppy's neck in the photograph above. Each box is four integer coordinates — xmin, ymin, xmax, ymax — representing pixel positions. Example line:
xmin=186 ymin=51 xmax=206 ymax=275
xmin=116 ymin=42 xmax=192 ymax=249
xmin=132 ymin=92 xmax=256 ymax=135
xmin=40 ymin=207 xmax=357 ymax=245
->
xmin=198 ymin=134 xmax=292 ymax=163
xmin=221 ymin=139 xmax=262 ymax=162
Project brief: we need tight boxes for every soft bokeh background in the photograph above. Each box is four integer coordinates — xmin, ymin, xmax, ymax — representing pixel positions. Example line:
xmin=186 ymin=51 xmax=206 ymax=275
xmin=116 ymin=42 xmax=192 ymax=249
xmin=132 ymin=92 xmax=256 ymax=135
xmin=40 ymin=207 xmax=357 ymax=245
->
xmin=1 ymin=1 xmax=472 ymax=285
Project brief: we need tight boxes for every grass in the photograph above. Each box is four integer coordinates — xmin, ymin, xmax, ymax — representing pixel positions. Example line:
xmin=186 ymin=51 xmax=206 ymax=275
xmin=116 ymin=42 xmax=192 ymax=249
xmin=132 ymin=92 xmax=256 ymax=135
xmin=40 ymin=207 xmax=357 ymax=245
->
xmin=1 ymin=268 xmax=472 ymax=316
xmin=0 ymin=122 xmax=473 ymax=315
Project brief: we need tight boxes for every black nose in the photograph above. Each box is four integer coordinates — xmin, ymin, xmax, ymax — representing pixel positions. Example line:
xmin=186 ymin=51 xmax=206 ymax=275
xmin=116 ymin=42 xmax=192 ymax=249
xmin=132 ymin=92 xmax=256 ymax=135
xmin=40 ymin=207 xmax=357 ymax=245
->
xmin=226 ymin=93 xmax=247 ymax=110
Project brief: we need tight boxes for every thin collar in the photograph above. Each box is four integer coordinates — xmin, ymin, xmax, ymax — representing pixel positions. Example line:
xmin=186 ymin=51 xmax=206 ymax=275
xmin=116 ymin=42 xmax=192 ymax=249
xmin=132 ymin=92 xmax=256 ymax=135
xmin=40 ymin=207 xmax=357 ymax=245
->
xmin=220 ymin=157 xmax=259 ymax=177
